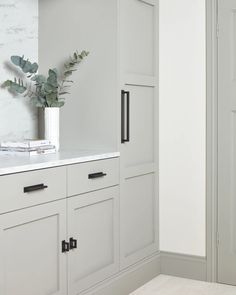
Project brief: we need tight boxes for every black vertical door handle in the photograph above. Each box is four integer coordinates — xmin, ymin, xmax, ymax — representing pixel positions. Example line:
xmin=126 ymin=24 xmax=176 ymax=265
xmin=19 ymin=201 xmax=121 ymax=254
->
xmin=121 ymin=90 xmax=130 ymax=143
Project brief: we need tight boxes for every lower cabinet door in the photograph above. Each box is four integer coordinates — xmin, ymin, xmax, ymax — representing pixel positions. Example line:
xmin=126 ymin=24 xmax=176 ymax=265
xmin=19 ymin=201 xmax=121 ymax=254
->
xmin=67 ymin=187 xmax=119 ymax=295
xmin=120 ymin=173 xmax=158 ymax=268
xmin=0 ymin=200 xmax=67 ymax=295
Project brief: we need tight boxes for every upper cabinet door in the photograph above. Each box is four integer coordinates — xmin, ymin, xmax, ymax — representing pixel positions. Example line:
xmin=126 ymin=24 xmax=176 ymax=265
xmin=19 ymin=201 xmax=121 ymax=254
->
xmin=0 ymin=200 xmax=67 ymax=295
xmin=120 ymin=0 xmax=159 ymax=269
xmin=122 ymin=84 xmax=155 ymax=170
xmin=120 ymin=0 xmax=158 ymax=171
xmin=120 ymin=0 xmax=156 ymax=77
xmin=67 ymin=187 xmax=119 ymax=295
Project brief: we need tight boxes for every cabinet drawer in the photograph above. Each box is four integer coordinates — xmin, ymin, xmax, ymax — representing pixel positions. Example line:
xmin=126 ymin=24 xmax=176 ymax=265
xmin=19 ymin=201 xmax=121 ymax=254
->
xmin=0 ymin=167 xmax=66 ymax=214
xmin=67 ymin=158 xmax=119 ymax=196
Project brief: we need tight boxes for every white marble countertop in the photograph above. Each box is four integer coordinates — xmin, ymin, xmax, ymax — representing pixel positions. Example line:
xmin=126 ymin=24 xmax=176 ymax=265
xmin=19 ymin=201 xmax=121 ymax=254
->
xmin=0 ymin=150 xmax=120 ymax=176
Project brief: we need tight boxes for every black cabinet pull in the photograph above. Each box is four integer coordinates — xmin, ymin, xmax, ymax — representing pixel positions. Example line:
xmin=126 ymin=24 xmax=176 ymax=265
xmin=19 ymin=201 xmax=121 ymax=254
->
xmin=62 ymin=240 xmax=70 ymax=253
xmin=24 ymin=183 xmax=48 ymax=193
xmin=88 ymin=172 xmax=107 ymax=179
xmin=121 ymin=90 xmax=130 ymax=143
xmin=69 ymin=237 xmax=77 ymax=250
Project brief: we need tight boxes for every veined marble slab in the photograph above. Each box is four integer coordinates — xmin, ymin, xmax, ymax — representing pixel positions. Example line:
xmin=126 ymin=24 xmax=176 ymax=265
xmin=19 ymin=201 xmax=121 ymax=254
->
xmin=0 ymin=0 xmax=38 ymax=141
xmin=0 ymin=150 xmax=120 ymax=176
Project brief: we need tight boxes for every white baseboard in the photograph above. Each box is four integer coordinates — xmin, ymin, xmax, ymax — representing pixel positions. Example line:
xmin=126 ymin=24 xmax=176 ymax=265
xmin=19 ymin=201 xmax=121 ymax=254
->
xmin=82 ymin=252 xmax=161 ymax=295
xmin=161 ymin=251 xmax=207 ymax=281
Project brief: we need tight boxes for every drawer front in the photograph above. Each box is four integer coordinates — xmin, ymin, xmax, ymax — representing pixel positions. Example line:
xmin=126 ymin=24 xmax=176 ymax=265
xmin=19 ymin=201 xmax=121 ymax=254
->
xmin=0 ymin=167 xmax=66 ymax=214
xmin=68 ymin=158 xmax=119 ymax=196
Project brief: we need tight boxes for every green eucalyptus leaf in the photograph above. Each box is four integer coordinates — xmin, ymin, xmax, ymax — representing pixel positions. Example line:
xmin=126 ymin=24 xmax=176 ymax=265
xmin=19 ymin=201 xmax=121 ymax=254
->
xmin=10 ymin=55 xmax=38 ymax=74
xmin=51 ymin=101 xmax=65 ymax=108
xmin=59 ymin=92 xmax=69 ymax=95
xmin=30 ymin=63 xmax=39 ymax=73
xmin=2 ymin=79 xmax=26 ymax=94
xmin=44 ymin=82 xmax=57 ymax=93
xmin=47 ymin=69 xmax=58 ymax=87
xmin=11 ymin=56 xmax=22 ymax=66
xmin=46 ymin=92 xmax=57 ymax=102
xmin=31 ymin=75 xmax=47 ymax=83
xmin=64 ymin=70 xmax=73 ymax=77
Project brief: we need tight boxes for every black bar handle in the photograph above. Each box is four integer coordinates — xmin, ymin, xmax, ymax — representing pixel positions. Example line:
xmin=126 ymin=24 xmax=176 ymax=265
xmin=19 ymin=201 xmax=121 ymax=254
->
xmin=62 ymin=240 xmax=70 ymax=253
xmin=121 ymin=90 xmax=130 ymax=143
xmin=88 ymin=172 xmax=107 ymax=179
xmin=69 ymin=237 xmax=77 ymax=250
xmin=126 ymin=91 xmax=130 ymax=142
xmin=24 ymin=183 xmax=48 ymax=193
xmin=121 ymin=90 xmax=126 ymax=143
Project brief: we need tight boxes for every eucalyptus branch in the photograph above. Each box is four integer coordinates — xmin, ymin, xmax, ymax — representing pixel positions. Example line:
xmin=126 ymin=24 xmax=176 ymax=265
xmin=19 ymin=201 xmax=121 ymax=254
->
xmin=1 ymin=50 xmax=89 ymax=108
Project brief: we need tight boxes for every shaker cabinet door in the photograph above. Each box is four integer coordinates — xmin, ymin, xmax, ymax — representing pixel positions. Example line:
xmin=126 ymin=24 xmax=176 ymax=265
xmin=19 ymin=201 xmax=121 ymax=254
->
xmin=120 ymin=173 xmax=158 ymax=268
xmin=67 ymin=187 xmax=119 ymax=295
xmin=0 ymin=200 xmax=67 ymax=295
xmin=122 ymin=84 xmax=155 ymax=169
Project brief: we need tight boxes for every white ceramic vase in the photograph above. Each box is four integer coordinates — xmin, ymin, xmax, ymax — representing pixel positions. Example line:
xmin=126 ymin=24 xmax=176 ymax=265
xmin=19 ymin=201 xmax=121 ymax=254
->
xmin=44 ymin=107 xmax=60 ymax=151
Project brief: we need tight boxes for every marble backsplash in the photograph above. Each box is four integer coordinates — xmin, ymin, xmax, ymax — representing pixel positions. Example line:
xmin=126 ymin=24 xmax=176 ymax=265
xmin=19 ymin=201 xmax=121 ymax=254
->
xmin=0 ymin=0 xmax=38 ymax=141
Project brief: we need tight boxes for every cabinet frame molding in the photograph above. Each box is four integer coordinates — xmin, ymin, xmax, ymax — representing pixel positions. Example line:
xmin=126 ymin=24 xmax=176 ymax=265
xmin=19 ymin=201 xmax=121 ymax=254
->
xmin=206 ymin=0 xmax=218 ymax=282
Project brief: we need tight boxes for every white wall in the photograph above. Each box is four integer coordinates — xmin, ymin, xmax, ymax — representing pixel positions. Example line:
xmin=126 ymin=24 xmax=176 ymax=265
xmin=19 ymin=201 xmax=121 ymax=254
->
xmin=0 ymin=0 xmax=38 ymax=141
xmin=159 ymin=0 xmax=206 ymax=256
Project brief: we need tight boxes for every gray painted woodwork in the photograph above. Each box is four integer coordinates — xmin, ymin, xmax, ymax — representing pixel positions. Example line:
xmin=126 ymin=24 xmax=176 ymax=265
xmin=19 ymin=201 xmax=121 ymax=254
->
xmin=67 ymin=158 xmax=119 ymax=196
xmin=218 ymin=0 xmax=236 ymax=285
xmin=0 ymin=159 xmax=120 ymax=295
xmin=120 ymin=0 xmax=159 ymax=269
xmin=0 ymin=200 xmax=67 ymax=295
xmin=161 ymin=252 xmax=207 ymax=282
xmin=67 ymin=187 xmax=119 ymax=294
xmin=0 ymin=0 xmax=160 ymax=292
xmin=0 ymin=167 xmax=67 ymax=214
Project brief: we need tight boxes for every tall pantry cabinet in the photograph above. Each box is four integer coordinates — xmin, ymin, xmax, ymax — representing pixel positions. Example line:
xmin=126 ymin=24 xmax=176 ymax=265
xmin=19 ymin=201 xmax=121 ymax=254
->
xmin=119 ymin=0 xmax=159 ymax=269
xmin=39 ymin=0 xmax=159 ymax=283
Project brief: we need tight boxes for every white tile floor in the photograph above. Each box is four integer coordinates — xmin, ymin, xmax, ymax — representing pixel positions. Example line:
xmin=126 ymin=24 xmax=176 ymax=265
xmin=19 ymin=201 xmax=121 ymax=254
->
xmin=130 ymin=275 xmax=236 ymax=295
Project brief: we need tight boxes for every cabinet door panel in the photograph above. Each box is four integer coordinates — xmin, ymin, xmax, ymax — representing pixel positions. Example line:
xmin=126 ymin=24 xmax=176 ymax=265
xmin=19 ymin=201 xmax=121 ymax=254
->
xmin=68 ymin=187 xmax=119 ymax=294
xmin=120 ymin=174 xmax=157 ymax=268
xmin=121 ymin=0 xmax=155 ymax=76
xmin=0 ymin=200 xmax=67 ymax=295
xmin=123 ymin=85 xmax=154 ymax=168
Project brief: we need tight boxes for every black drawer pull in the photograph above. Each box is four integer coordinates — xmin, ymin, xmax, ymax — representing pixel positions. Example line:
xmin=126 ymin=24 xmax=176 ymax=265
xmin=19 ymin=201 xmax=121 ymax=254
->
xmin=69 ymin=237 xmax=77 ymax=250
xmin=88 ymin=172 xmax=107 ymax=179
xmin=24 ymin=183 xmax=48 ymax=193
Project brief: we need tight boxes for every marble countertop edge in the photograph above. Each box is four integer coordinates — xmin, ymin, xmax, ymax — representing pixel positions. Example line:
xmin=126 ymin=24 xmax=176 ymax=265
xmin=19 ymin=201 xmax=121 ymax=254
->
xmin=0 ymin=150 xmax=120 ymax=176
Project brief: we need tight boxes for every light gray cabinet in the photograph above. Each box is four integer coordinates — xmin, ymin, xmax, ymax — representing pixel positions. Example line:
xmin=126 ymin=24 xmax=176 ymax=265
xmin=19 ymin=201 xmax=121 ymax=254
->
xmin=68 ymin=187 xmax=119 ymax=294
xmin=0 ymin=159 xmax=120 ymax=295
xmin=120 ymin=0 xmax=159 ymax=269
xmin=0 ymin=166 xmax=66 ymax=214
xmin=0 ymin=200 xmax=67 ymax=295
xmin=121 ymin=174 xmax=157 ymax=267
xmin=39 ymin=0 xmax=158 ymax=270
